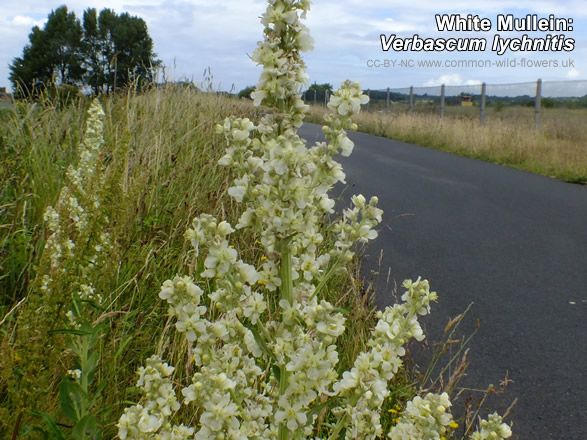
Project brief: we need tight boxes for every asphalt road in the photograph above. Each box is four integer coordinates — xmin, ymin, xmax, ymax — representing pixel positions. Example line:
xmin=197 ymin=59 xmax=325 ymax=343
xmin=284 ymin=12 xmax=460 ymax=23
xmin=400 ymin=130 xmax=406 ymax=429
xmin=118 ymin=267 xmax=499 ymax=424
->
xmin=298 ymin=122 xmax=587 ymax=439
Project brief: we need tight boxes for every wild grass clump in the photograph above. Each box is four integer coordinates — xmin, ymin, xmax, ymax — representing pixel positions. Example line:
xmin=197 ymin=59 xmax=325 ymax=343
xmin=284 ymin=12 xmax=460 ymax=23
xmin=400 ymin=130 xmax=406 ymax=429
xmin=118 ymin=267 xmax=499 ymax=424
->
xmin=0 ymin=85 xmax=258 ymax=437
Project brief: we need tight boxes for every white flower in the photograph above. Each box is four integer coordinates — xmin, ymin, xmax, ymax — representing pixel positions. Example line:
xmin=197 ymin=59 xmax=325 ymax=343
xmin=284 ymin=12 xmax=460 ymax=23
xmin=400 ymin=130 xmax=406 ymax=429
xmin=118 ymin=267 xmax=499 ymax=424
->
xmin=228 ymin=185 xmax=247 ymax=203
xmin=116 ymin=2 xmax=433 ymax=440
xmin=338 ymin=133 xmax=354 ymax=157
xmin=251 ymin=89 xmax=267 ymax=106
xmin=296 ymin=28 xmax=314 ymax=52
xmin=43 ymin=206 xmax=60 ymax=230
xmin=327 ymin=80 xmax=370 ymax=116
xmin=389 ymin=392 xmax=454 ymax=440
xmin=202 ymin=240 xmax=238 ymax=278
xmin=275 ymin=396 xmax=307 ymax=431
xmin=137 ymin=412 xmax=161 ymax=433
xmin=242 ymin=291 xmax=267 ymax=323
xmin=337 ymin=367 xmax=360 ymax=390
xmin=470 ymin=412 xmax=513 ymax=440
xmin=78 ymin=284 xmax=95 ymax=300
xmin=217 ymin=221 xmax=235 ymax=236
xmin=200 ymin=393 xmax=239 ymax=432
xmin=235 ymin=261 xmax=260 ymax=285
xmin=67 ymin=369 xmax=81 ymax=380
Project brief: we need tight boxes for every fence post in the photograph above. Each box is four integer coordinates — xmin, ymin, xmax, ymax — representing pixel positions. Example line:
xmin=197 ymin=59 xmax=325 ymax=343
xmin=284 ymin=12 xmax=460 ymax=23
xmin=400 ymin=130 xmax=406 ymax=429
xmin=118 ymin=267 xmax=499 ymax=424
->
xmin=409 ymin=86 xmax=414 ymax=114
xmin=480 ymin=82 xmax=486 ymax=125
xmin=385 ymin=87 xmax=390 ymax=113
xmin=325 ymin=89 xmax=329 ymax=106
xmin=535 ymin=78 xmax=542 ymax=130
xmin=313 ymin=89 xmax=317 ymax=105
xmin=440 ymin=84 xmax=445 ymax=119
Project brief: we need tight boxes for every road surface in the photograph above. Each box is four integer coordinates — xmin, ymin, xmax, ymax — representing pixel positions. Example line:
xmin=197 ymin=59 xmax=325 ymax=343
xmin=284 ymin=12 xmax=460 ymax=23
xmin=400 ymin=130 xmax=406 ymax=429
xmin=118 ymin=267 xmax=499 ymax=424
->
xmin=299 ymin=122 xmax=587 ymax=439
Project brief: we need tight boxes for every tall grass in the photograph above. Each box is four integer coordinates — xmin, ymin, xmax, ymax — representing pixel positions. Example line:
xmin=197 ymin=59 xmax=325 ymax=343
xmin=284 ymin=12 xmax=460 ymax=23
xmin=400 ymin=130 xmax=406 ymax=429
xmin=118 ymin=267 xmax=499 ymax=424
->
xmin=0 ymin=85 xmax=250 ymax=434
xmin=308 ymin=105 xmax=587 ymax=184
xmin=1 ymin=82 xmax=509 ymax=438
xmin=0 ymin=86 xmax=387 ymax=438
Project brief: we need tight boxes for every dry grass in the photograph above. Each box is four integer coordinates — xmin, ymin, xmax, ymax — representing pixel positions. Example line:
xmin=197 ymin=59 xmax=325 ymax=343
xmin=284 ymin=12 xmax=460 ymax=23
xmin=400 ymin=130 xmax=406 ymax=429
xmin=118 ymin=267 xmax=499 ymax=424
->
xmin=308 ymin=104 xmax=587 ymax=184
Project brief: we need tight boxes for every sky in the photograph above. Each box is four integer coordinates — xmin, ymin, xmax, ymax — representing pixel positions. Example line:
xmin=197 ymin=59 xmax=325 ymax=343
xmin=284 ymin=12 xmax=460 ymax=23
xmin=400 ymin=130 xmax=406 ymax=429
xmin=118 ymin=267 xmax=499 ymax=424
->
xmin=1 ymin=0 xmax=586 ymax=96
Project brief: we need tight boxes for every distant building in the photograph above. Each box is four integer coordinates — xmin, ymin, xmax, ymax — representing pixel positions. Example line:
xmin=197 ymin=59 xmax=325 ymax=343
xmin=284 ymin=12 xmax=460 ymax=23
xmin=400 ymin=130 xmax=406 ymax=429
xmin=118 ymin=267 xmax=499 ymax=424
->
xmin=0 ymin=87 xmax=8 ymax=100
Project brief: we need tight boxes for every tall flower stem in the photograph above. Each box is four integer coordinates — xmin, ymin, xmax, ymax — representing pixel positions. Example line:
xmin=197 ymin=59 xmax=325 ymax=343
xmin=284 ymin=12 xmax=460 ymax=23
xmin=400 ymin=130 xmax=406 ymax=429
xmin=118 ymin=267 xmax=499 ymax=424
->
xmin=278 ymin=236 xmax=295 ymax=306
xmin=278 ymin=236 xmax=295 ymax=439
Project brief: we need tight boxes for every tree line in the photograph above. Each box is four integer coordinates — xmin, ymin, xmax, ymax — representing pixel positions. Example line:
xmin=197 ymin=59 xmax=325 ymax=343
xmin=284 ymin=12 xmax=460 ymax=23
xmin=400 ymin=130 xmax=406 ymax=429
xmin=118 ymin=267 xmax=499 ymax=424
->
xmin=9 ymin=6 xmax=160 ymax=96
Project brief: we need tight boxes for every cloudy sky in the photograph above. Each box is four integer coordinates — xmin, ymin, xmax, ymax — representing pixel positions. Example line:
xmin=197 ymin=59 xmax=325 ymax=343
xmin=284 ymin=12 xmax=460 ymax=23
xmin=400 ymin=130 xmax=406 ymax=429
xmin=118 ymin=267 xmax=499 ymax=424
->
xmin=1 ymin=0 xmax=586 ymax=95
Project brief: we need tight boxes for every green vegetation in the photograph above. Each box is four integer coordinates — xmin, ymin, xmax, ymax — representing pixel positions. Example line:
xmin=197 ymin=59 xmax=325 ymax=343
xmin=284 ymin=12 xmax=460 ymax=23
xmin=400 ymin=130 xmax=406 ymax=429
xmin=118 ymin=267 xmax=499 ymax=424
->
xmin=0 ymin=81 xmax=497 ymax=440
xmin=0 ymin=87 xmax=253 ymax=437
xmin=0 ymin=84 xmax=403 ymax=438
xmin=305 ymin=82 xmax=334 ymax=104
xmin=9 ymin=5 xmax=160 ymax=97
xmin=238 ymin=85 xmax=255 ymax=99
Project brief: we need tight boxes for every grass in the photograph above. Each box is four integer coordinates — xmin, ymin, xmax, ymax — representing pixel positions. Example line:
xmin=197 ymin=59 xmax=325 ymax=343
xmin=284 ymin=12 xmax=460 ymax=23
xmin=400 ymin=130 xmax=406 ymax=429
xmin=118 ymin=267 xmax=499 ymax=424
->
xmin=0 ymin=85 xmax=256 ymax=436
xmin=0 ymin=85 xmax=505 ymax=439
xmin=307 ymin=103 xmax=587 ymax=184
xmin=0 ymin=86 xmax=394 ymax=438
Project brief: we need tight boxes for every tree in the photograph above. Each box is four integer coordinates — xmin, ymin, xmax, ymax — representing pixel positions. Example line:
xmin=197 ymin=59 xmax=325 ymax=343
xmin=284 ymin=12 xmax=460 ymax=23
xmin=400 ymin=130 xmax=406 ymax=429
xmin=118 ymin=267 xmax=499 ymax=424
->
xmin=9 ymin=6 xmax=83 ymax=95
xmin=82 ymin=8 xmax=104 ymax=95
xmin=108 ymin=12 xmax=159 ymax=91
xmin=238 ymin=85 xmax=255 ymax=99
xmin=9 ymin=5 xmax=161 ymax=96
xmin=305 ymin=82 xmax=333 ymax=104
xmin=307 ymin=82 xmax=333 ymax=93
xmin=44 ymin=6 xmax=84 ymax=85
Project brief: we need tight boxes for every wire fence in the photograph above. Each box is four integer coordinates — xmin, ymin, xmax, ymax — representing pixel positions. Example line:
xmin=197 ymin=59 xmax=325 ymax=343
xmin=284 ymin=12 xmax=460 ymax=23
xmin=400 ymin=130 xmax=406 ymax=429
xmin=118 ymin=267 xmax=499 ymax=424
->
xmin=303 ymin=79 xmax=587 ymax=130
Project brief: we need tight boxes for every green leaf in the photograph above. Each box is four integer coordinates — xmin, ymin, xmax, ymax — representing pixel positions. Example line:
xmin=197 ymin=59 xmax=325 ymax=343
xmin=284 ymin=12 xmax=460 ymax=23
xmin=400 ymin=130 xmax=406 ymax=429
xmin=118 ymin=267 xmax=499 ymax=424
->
xmin=87 ymin=379 xmax=107 ymax=411
xmin=271 ymin=364 xmax=281 ymax=382
xmin=72 ymin=292 xmax=83 ymax=318
xmin=114 ymin=336 xmax=133 ymax=364
xmin=86 ymin=351 xmax=99 ymax=383
xmin=48 ymin=328 xmax=93 ymax=336
xmin=27 ymin=426 xmax=51 ymax=440
xmin=79 ymin=298 xmax=106 ymax=312
xmin=311 ymin=257 xmax=342 ymax=300
xmin=72 ymin=414 xmax=100 ymax=440
xmin=59 ymin=379 xmax=88 ymax=422
xmin=306 ymin=396 xmax=341 ymax=420
xmin=249 ymin=326 xmax=275 ymax=362
xmin=30 ymin=411 xmax=66 ymax=440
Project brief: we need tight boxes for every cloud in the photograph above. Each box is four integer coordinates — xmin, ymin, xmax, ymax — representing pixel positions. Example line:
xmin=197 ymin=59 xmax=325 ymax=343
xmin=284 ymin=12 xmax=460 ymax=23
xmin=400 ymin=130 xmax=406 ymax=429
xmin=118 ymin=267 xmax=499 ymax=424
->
xmin=567 ymin=68 xmax=580 ymax=78
xmin=424 ymin=74 xmax=482 ymax=86
xmin=0 ymin=1 xmax=585 ymax=91
xmin=336 ymin=0 xmax=587 ymax=17
xmin=11 ymin=15 xmax=47 ymax=28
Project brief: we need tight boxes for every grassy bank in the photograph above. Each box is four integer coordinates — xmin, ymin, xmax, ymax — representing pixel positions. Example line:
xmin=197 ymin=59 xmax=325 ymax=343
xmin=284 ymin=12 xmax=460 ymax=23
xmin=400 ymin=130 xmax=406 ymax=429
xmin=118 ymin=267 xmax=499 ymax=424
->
xmin=308 ymin=104 xmax=587 ymax=184
xmin=0 ymin=86 xmax=386 ymax=438
xmin=1 ymin=83 xmax=502 ymax=438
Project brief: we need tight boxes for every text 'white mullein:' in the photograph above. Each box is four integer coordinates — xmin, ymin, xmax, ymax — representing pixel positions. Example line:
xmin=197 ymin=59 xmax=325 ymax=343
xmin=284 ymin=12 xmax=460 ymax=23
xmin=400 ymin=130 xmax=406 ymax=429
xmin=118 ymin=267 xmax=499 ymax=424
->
xmin=118 ymin=1 xmax=512 ymax=439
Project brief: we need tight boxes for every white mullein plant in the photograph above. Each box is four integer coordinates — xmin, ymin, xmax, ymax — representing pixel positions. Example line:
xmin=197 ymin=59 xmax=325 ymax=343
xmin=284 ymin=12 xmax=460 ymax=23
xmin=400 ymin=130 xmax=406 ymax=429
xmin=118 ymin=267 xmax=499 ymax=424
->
xmin=118 ymin=1 xmax=513 ymax=439
xmin=42 ymin=98 xmax=111 ymax=325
